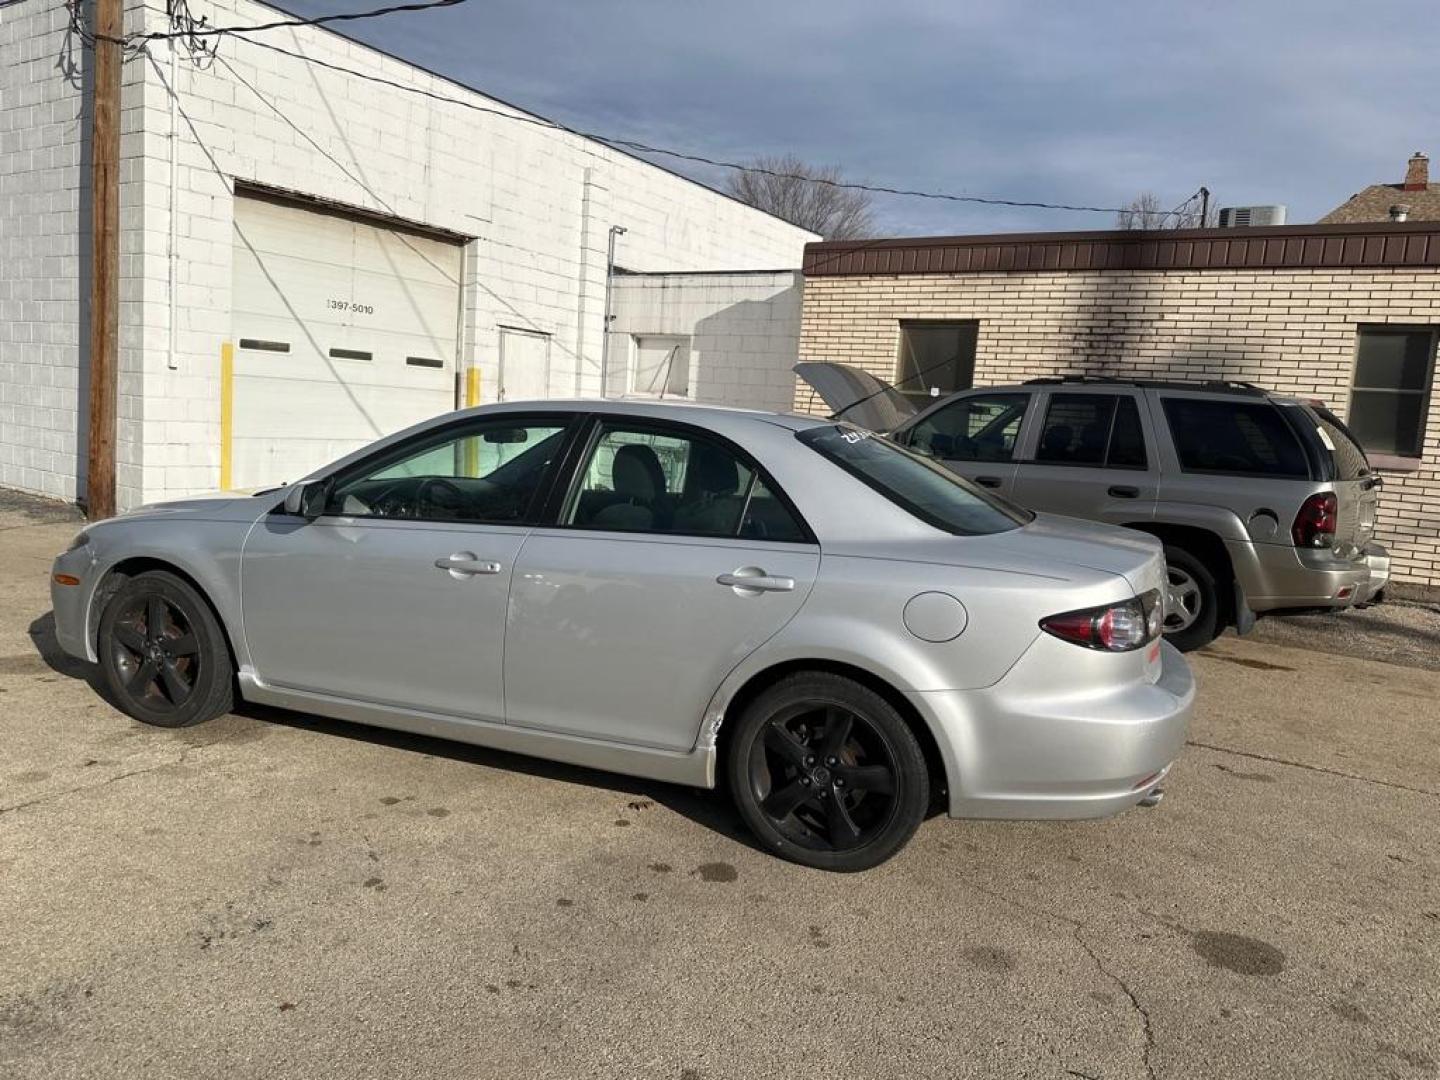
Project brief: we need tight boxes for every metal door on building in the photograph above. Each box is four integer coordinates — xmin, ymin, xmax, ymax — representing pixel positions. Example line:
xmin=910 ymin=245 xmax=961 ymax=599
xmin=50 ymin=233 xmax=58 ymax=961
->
xmin=229 ymin=191 xmax=464 ymax=488
xmin=497 ymin=327 xmax=551 ymax=402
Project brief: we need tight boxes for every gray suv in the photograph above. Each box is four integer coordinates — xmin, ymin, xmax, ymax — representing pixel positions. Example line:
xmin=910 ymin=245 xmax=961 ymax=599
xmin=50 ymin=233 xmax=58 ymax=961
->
xmin=798 ymin=363 xmax=1390 ymax=650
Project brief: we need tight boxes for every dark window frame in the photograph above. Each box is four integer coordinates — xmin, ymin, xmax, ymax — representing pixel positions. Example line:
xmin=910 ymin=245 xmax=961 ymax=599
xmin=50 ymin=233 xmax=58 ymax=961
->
xmin=1346 ymin=324 xmax=1437 ymax=459
xmin=545 ymin=415 xmax=817 ymax=546
xmin=894 ymin=320 xmax=979 ymax=407
xmin=1023 ymin=391 xmax=1150 ymax=471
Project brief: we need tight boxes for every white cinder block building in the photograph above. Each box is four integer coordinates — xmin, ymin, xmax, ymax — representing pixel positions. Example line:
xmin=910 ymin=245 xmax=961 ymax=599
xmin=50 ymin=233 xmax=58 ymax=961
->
xmin=0 ymin=0 xmax=815 ymax=507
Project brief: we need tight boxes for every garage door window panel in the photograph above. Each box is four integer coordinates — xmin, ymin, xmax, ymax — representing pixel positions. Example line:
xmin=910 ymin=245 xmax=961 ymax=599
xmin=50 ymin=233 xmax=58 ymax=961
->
xmin=324 ymin=419 xmax=570 ymax=523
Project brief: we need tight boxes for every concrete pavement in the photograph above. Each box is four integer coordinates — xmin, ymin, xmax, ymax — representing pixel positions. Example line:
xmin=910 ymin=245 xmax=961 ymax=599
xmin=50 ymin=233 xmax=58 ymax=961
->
xmin=2 ymin=502 xmax=1437 ymax=1079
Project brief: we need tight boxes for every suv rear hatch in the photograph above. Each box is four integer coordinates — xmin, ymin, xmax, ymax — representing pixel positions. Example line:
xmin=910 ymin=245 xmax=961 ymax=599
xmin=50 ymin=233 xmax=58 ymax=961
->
xmin=1305 ymin=405 xmax=1381 ymax=557
xmin=793 ymin=361 xmax=918 ymax=433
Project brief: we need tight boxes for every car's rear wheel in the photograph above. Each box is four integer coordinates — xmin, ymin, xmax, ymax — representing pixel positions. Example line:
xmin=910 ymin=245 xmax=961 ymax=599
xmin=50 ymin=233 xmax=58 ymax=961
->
xmin=98 ymin=571 xmax=234 ymax=728
xmin=727 ymin=672 xmax=929 ymax=872
xmin=1161 ymin=546 xmax=1220 ymax=652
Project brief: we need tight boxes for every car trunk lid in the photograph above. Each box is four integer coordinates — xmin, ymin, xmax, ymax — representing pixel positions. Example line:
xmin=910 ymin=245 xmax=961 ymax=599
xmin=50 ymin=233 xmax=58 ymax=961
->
xmin=793 ymin=361 xmax=918 ymax=433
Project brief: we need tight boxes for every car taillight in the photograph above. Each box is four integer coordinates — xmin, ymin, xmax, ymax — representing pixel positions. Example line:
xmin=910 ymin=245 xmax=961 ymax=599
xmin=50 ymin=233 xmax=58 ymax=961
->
xmin=1040 ymin=590 xmax=1162 ymax=652
xmin=1292 ymin=492 xmax=1337 ymax=549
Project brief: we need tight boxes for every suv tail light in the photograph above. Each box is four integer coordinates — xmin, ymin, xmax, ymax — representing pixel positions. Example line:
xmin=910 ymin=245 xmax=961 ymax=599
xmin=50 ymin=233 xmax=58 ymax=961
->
xmin=1292 ymin=492 xmax=1337 ymax=549
xmin=1040 ymin=590 xmax=1163 ymax=652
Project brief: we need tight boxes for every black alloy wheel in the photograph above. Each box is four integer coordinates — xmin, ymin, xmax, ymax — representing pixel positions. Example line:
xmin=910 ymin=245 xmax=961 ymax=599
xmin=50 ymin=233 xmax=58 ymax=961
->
xmin=728 ymin=673 xmax=929 ymax=872
xmin=99 ymin=571 xmax=234 ymax=728
xmin=111 ymin=593 xmax=201 ymax=713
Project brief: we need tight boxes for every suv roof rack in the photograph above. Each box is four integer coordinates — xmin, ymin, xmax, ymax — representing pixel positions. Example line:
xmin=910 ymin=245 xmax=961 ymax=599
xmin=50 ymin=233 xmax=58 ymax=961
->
xmin=1021 ymin=375 xmax=1269 ymax=397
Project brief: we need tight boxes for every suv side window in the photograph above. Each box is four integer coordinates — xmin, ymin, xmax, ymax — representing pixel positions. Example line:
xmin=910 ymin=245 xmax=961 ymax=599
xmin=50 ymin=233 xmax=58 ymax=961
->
xmin=565 ymin=423 xmax=808 ymax=542
xmin=1161 ymin=398 xmax=1309 ymax=477
xmin=907 ymin=393 xmax=1028 ymax=462
xmin=1034 ymin=393 xmax=1148 ymax=469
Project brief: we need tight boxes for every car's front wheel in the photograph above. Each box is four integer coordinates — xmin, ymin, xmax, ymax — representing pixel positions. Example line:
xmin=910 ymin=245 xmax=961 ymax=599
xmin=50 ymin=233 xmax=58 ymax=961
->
xmin=98 ymin=570 xmax=234 ymax=728
xmin=727 ymin=672 xmax=929 ymax=872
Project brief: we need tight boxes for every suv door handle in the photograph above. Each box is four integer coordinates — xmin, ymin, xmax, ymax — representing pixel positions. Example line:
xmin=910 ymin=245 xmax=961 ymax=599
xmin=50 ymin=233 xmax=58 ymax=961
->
xmin=717 ymin=568 xmax=795 ymax=593
xmin=974 ymin=475 xmax=1003 ymax=488
xmin=1108 ymin=485 xmax=1140 ymax=499
xmin=435 ymin=553 xmax=503 ymax=576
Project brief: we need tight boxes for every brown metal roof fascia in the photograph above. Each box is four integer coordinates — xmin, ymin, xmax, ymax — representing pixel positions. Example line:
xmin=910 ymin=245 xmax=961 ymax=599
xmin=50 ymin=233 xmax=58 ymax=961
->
xmin=802 ymin=222 xmax=1440 ymax=277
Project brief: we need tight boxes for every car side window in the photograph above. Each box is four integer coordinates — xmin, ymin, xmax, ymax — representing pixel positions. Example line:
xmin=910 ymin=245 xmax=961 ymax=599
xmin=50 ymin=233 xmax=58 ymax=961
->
xmin=325 ymin=419 xmax=568 ymax=522
xmin=1034 ymin=393 xmax=1148 ymax=469
xmin=1161 ymin=398 xmax=1309 ymax=477
xmin=566 ymin=424 xmax=807 ymax=541
xmin=908 ymin=393 xmax=1029 ymax=462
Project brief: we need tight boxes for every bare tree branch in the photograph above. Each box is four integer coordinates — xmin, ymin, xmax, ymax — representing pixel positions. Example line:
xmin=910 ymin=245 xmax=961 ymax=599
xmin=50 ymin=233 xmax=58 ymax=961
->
xmin=1115 ymin=190 xmax=1214 ymax=230
xmin=725 ymin=154 xmax=877 ymax=240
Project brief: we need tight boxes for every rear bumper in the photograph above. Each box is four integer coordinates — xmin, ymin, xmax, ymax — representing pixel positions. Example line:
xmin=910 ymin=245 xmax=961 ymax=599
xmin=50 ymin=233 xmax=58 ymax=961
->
xmin=916 ymin=640 xmax=1194 ymax=820
xmin=1238 ymin=539 xmax=1390 ymax=610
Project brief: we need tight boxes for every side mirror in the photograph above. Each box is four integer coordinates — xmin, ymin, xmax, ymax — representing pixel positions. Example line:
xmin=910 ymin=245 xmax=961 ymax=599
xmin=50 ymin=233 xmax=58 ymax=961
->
xmin=929 ymin=433 xmax=956 ymax=457
xmin=282 ymin=480 xmax=330 ymax=520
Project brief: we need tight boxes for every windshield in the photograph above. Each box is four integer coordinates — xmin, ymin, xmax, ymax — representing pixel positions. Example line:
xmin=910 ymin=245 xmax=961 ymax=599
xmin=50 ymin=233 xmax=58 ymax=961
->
xmin=798 ymin=424 xmax=1031 ymax=536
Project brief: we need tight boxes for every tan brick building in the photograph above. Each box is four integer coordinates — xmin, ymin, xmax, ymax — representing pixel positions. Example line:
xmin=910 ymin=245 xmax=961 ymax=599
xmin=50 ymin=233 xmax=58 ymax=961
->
xmin=794 ymin=223 xmax=1440 ymax=591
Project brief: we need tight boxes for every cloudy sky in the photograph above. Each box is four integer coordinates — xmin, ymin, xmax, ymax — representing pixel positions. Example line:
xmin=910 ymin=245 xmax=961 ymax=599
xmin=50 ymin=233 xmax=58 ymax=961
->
xmin=283 ymin=0 xmax=1436 ymax=235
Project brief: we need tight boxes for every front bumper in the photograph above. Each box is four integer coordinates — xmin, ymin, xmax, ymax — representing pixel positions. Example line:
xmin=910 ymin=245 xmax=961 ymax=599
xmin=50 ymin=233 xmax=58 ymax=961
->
xmin=50 ymin=545 xmax=100 ymax=663
xmin=1239 ymin=539 xmax=1390 ymax=611
xmin=915 ymin=639 xmax=1194 ymax=820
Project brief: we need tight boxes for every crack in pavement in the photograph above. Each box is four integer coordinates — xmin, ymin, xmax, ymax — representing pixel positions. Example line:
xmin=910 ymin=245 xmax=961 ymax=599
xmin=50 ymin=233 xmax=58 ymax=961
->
xmin=0 ymin=750 xmax=194 ymax=815
xmin=1186 ymin=740 xmax=1438 ymax=798
xmin=1073 ymin=927 xmax=1158 ymax=1080
xmin=956 ymin=878 xmax=1157 ymax=1078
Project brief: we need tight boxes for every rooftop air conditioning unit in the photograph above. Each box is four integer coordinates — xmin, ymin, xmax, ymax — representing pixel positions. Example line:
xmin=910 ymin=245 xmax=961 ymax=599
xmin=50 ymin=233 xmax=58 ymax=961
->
xmin=1217 ymin=205 xmax=1287 ymax=228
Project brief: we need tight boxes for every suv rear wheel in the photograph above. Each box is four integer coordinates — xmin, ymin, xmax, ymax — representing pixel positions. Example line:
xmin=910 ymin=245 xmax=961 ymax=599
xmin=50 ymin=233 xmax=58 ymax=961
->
xmin=1162 ymin=546 xmax=1220 ymax=652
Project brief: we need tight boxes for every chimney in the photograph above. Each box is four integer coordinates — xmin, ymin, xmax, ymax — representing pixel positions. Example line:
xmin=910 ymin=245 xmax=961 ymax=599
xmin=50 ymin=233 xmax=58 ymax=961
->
xmin=1403 ymin=151 xmax=1429 ymax=192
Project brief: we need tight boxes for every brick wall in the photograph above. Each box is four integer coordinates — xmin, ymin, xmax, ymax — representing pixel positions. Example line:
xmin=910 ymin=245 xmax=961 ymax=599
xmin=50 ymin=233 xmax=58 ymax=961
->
xmin=796 ymin=269 xmax=1440 ymax=588
xmin=609 ymin=271 xmax=803 ymax=411
xmin=0 ymin=1 xmax=87 ymax=501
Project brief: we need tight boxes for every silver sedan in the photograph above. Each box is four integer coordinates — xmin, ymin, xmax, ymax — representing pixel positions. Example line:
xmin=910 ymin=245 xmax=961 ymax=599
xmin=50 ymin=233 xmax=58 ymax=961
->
xmin=51 ymin=402 xmax=1193 ymax=870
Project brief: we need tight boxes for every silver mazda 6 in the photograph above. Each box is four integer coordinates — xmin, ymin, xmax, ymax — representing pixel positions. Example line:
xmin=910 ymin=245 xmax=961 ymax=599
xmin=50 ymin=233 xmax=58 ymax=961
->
xmin=51 ymin=402 xmax=1193 ymax=871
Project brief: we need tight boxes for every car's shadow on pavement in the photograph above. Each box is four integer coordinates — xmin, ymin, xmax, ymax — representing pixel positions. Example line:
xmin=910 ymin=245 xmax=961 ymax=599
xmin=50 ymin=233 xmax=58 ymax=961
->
xmin=26 ymin=610 xmax=764 ymax=855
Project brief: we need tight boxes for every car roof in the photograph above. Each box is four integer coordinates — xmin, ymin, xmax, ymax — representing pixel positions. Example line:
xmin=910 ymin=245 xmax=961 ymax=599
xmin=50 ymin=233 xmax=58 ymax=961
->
xmin=451 ymin=397 xmax=834 ymax=432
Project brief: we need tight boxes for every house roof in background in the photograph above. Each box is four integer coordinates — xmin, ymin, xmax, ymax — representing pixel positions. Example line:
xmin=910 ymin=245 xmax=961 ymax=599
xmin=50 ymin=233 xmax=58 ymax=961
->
xmin=1318 ymin=184 xmax=1440 ymax=224
xmin=802 ymin=222 xmax=1440 ymax=277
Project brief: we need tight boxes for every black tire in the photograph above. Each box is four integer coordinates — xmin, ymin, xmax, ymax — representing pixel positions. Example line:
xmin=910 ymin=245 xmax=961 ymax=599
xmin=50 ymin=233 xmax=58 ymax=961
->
xmin=727 ymin=672 xmax=929 ymax=872
xmin=1162 ymin=545 xmax=1221 ymax=652
xmin=98 ymin=570 xmax=234 ymax=728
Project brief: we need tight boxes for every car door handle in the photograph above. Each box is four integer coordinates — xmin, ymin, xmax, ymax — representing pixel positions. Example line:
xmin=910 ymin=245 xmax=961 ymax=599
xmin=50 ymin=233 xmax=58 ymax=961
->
xmin=435 ymin=553 xmax=503 ymax=576
xmin=717 ymin=569 xmax=795 ymax=593
xmin=1108 ymin=485 xmax=1140 ymax=499
xmin=974 ymin=475 xmax=1003 ymax=488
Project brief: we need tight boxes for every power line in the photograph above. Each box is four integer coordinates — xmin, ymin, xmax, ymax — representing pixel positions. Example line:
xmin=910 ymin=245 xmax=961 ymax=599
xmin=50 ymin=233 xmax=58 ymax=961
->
xmin=233 ymin=36 xmax=1200 ymax=220
xmin=70 ymin=3 xmax=1201 ymax=222
xmin=81 ymin=0 xmax=469 ymax=47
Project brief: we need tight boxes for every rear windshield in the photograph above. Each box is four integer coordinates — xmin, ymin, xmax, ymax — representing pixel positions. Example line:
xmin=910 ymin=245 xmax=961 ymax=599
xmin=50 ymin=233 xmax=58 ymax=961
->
xmin=797 ymin=424 xmax=1031 ymax=535
xmin=1161 ymin=398 xmax=1310 ymax=478
xmin=1310 ymin=407 xmax=1373 ymax=480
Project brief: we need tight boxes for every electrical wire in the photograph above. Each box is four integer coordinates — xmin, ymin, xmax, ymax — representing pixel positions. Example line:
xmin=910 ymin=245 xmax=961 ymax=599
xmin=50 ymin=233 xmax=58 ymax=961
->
xmin=233 ymin=36 xmax=1201 ymax=220
xmin=71 ymin=1 xmax=1202 ymax=222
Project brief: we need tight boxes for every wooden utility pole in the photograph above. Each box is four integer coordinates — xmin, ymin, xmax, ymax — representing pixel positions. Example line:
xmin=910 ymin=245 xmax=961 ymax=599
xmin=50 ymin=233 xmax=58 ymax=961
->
xmin=87 ymin=0 xmax=122 ymax=520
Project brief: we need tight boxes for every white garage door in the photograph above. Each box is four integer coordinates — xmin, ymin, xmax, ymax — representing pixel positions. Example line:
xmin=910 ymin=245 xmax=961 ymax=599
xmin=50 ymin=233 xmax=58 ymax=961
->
xmin=230 ymin=195 xmax=463 ymax=488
